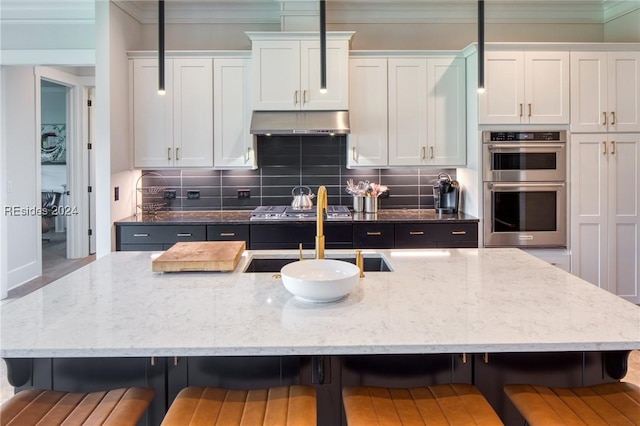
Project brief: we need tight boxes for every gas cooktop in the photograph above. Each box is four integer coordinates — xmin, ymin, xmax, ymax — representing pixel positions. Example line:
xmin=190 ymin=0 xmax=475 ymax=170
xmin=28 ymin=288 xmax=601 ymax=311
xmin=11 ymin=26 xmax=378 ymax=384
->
xmin=250 ymin=205 xmax=352 ymax=221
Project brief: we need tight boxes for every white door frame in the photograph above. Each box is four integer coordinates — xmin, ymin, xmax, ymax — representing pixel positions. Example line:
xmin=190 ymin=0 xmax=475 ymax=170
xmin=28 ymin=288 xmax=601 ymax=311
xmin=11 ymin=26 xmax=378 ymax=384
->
xmin=35 ymin=66 xmax=94 ymax=260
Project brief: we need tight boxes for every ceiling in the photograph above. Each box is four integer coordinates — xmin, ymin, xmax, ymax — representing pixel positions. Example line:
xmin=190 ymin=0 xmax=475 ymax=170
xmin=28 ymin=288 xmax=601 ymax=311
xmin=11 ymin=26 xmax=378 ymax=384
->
xmin=109 ymin=0 xmax=640 ymax=25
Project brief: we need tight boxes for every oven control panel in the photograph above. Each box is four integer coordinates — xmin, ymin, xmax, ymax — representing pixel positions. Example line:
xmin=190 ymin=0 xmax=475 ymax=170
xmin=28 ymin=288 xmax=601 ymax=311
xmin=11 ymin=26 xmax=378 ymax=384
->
xmin=483 ymin=131 xmax=566 ymax=142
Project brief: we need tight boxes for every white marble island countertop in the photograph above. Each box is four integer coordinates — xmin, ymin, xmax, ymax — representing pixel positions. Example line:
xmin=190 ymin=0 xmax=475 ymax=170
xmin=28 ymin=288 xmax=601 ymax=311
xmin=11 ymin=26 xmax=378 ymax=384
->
xmin=1 ymin=248 xmax=639 ymax=358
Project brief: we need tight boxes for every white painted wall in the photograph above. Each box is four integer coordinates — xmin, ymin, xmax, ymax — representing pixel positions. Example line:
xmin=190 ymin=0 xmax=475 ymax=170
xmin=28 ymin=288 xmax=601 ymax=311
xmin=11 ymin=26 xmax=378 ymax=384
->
xmin=3 ymin=66 xmax=41 ymax=290
xmin=604 ymin=9 xmax=640 ymax=42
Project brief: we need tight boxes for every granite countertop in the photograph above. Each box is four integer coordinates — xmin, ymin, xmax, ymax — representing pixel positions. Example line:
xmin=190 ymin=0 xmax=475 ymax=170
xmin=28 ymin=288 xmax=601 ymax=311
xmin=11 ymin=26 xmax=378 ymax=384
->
xmin=1 ymin=248 xmax=638 ymax=358
xmin=115 ymin=209 xmax=479 ymax=225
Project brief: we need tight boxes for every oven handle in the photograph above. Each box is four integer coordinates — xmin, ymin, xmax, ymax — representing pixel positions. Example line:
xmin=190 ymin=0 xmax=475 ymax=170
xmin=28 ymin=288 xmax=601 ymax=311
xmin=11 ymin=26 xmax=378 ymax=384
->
xmin=489 ymin=182 xmax=565 ymax=189
xmin=487 ymin=143 xmax=565 ymax=150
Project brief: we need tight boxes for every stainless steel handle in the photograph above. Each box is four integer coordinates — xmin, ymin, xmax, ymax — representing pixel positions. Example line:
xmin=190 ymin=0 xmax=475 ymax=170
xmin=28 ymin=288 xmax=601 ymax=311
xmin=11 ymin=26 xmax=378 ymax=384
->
xmin=519 ymin=103 xmax=523 ymax=117
xmin=430 ymin=146 xmax=434 ymax=159
xmin=245 ymin=147 xmax=251 ymax=162
xmin=451 ymin=231 xmax=467 ymax=235
xmin=421 ymin=147 xmax=426 ymax=159
xmin=176 ymin=233 xmax=192 ymax=237
xmin=611 ymin=141 xmax=616 ymax=155
xmin=294 ymin=90 xmax=298 ymax=105
xmin=603 ymin=141 xmax=607 ymax=155
xmin=220 ymin=233 xmax=235 ymax=237
xmin=366 ymin=231 xmax=382 ymax=236
xmin=489 ymin=182 xmax=565 ymax=189
xmin=168 ymin=147 xmax=171 ymax=161
xmin=528 ymin=103 xmax=532 ymax=117
xmin=409 ymin=231 xmax=424 ymax=235
xmin=352 ymin=146 xmax=356 ymax=161
xmin=303 ymin=90 xmax=308 ymax=104
xmin=488 ymin=143 xmax=565 ymax=150
xmin=133 ymin=233 xmax=150 ymax=237
xmin=611 ymin=111 xmax=616 ymax=125
xmin=603 ymin=111 xmax=608 ymax=126
xmin=151 ymin=357 xmax=155 ymax=366
xmin=176 ymin=147 xmax=179 ymax=161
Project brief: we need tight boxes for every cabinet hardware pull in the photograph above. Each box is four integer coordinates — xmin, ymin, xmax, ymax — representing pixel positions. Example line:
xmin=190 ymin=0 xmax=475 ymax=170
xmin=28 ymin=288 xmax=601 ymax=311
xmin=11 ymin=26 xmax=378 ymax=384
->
xmin=303 ymin=90 xmax=308 ymax=104
xmin=366 ymin=231 xmax=382 ymax=236
xmin=603 ymin=111 xmax=608 ymax=126
xmin=150 ymin=357 xmax=155 ymax=366
xmin=245 ymin=147 xmax=251 ymax=162
xmin=602 ymin=141 xmax=607 ymax=155
xmin=352 ymin=146 xmax=356 ymax=161
xmin=528 ymin=103 xmax=532 ymax=117
xmin=611 ymin=141 xmax=616 ymax=155
xmin=484 ymin=353 xmax=489 ymax=363
xmin=611 ymin=111 xmax=616 ymax=125
xmin=173 ymin=357 xmax=179 ymax=366
xmin=176 ymin=233 xmax=192 ymax=237
xmin=133 ymin=233 xmax=150 ymax=237
xmin=176 ymin=147 xmax=179 ymax=161
xmin=220 ymin=233 xmax=235 ymax=237
xmin=294 ymin=90 xmax=298 ymax=105
xmin=167 ymin=147 xmax=171 ymax=161
xmin=519 ymin=103 xmax=523 ymax=117
xmin=451 ymin=231 xmax=467 ymax=235
xmin=430 ymin=147 xmax=434 ymax=159
xmin=421 ymin=147 xmax=426 ymax=159
xmin=462 ymin=353 xmax=467 ymax=364
xmin=409 ymin=231 xmax=424 ymax=235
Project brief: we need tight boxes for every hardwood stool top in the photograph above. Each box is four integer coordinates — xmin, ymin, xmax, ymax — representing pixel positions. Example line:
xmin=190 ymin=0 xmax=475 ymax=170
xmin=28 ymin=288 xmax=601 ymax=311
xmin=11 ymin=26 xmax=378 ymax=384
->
xmin=504 ymin=382 xmax=640 ymax=426
xmin=342 ymin=384 xmax=504 ymax=425
xmin=161 ymin=385 xmax=317 ymax=426
xmin=0 ymin=387 xmax=155 ymax=426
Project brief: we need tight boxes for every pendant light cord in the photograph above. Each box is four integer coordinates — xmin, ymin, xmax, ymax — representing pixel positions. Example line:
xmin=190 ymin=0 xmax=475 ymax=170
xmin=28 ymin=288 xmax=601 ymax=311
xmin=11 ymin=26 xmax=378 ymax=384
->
xmin=158 ymin=0 xmax=165 ymax=94
xmin=478 ymin=0 xmax=485 ymax=93
xmin=320 ymin=0 xmax=327 ymax=93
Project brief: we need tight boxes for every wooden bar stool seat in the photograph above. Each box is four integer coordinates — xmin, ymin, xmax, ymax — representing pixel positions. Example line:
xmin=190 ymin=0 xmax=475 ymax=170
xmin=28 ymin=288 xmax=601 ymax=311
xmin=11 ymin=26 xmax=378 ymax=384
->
xmin=161 ymin=385 xmax=317 ymax=426
xmin=0 ymin=387 xmax=155 ymax=426
xmin=504 ymin=382 xmax=640 ymax=426
xmin=342 ymin=384 xmax=504 ymax=425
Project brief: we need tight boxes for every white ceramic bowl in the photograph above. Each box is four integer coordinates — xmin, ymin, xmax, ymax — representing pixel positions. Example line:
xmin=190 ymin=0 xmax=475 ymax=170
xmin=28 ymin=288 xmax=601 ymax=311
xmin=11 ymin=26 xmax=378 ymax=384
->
xmin=280 ymin=259 xmax=360 ymax=303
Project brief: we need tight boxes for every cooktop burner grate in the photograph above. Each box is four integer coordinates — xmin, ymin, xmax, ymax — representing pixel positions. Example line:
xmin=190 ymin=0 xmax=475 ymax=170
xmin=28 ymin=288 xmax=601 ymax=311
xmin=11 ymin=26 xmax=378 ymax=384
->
xmin=250 ymin=205 xmax=351 ymax=221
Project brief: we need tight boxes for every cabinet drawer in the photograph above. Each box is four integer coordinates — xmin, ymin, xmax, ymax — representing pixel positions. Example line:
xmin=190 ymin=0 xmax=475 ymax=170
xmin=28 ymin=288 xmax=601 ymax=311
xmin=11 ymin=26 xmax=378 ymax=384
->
xmin=250 ymin=223 xmax=352 ymax=250
xmin=118 ymin=225 xmax=206 ymax=245
xmin=353 ymin=223 xmax=394 ymax=248
xmin=394 ymin=224 xmax=437 ymax=248
xmin=207 ymin=225 xmax=250 ymax=245
xmin=433 ymin=223 xmax=478 ymax=248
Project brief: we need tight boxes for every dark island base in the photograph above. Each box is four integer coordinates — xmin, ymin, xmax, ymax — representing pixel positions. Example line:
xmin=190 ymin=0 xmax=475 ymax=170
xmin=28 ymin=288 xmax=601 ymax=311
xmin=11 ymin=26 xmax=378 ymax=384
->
xmin=4 ymin=351 xmax=630 ymax=426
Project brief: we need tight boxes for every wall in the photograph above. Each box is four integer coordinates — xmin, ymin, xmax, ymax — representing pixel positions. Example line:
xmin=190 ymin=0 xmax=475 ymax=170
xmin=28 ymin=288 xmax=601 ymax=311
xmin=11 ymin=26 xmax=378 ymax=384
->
xmin=604 ymin=9 xmax=640 ymax=42
xmin=142 ymin=136 xmax=455 ymax=212
xmin=3 ymin=66 xmax=40 ymax=290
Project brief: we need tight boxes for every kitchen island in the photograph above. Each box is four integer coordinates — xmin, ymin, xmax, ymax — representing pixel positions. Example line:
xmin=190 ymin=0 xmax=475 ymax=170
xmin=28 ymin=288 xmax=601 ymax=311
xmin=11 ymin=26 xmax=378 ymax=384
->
xmin=2 ymin=248 xmax=639 ymax=425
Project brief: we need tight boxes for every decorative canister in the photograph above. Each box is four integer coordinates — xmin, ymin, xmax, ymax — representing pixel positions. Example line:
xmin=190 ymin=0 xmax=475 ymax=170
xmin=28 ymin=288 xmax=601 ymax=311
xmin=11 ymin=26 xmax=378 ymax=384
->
xmin=364 ymin=197 xmax=378 ymax=213
xmin=353 ymin=196 xmax=364 ymax=212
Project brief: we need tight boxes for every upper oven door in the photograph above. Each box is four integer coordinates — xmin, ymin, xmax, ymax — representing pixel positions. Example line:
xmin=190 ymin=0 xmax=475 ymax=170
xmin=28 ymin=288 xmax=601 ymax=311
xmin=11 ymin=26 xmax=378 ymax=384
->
xmin=483 ymin=142 xmax=566 ymax=182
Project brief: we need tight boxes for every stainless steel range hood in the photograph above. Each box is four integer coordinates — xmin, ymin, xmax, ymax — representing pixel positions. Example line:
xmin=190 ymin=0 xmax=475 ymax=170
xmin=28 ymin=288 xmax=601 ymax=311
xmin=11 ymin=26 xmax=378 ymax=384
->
xmin=250 ymin=111 xmax=350 ymax=135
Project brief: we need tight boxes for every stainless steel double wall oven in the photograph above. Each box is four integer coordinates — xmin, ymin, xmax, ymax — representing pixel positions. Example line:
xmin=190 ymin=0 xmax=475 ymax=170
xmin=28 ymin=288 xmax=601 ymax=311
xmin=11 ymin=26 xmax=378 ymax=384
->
xmin=483 ymin=131 xmax=567 ymax=248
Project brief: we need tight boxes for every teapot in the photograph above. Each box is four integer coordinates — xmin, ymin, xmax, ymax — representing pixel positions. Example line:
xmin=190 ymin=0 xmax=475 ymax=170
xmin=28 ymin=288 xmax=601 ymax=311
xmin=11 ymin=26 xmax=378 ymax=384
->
xmin=291 ymin=186 xmax=315 ymax=210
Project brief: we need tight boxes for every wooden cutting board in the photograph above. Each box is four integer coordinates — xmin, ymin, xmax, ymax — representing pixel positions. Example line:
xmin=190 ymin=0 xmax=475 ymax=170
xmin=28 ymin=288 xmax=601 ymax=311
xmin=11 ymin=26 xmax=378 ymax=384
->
xmin=152 ymin=241 xmax=246 ymax=272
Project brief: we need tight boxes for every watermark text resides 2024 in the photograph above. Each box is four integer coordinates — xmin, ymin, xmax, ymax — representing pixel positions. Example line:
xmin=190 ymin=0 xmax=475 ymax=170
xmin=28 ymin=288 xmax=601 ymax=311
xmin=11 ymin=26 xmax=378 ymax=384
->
xmin=4 ymin=206 xmax=79 ymax=216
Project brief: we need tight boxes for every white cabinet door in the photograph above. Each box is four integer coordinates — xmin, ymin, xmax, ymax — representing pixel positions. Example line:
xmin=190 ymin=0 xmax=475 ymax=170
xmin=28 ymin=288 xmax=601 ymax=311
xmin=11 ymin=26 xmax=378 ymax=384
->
xmin=252 ymin=40 xmax=300 ymax=110
xmin=524 ymin=51 xmax=570 ymax=124
xmin=571 ymin=133 xmax=640 ymax=304
xmin=388 ymin=58 xmax=428 ymax=166
xmin=606 ymin=133 xmax=640 ymax=303
xmin=571 ymin=52 xmax=640 ymax=133
xmin=133 ymin=58 xmax=174 ymax=168
xmin=214 ymin=58 xmax=256 ymax=169
xmin=570 ymin=52 xmax=608 ymax=133
xmin=300 ymin=40 xmax=349 ymax=110
xmin=173 ymin=59 xmax=213 ymax=167
xmin=608 ymin=53 xmax=640 ymax=132
xmin=347 ymin=58 xmax=388 ymax=168
xmin=479 ymin=51 xmax=524 ymax=124
xmin=427 ymin=57 xmax=466 ymax=166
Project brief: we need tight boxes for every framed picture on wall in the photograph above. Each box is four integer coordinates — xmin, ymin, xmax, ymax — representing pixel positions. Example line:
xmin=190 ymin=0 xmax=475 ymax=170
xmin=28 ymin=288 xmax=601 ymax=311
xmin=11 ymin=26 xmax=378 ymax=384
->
xmin=41 ymin=124 xmax=66 ymax=164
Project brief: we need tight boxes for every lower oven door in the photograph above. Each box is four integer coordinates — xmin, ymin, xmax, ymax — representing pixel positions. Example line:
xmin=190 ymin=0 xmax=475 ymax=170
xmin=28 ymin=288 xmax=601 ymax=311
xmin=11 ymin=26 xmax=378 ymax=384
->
xmin=484 ymin=182 xmax=567 ymax=248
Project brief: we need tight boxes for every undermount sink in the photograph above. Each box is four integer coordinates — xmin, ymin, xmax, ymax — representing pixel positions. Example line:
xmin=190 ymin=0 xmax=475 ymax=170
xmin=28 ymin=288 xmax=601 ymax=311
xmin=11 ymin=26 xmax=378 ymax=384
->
xmin=244 ymin=254 xmax=392 ymax=273
xmin=280 ymin=259 xmax=360 ymax=303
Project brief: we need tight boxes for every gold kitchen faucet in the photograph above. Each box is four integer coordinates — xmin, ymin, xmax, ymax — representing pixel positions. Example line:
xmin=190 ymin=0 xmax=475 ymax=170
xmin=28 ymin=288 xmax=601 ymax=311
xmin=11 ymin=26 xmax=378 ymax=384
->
xmin=315 ymin=185 xmax=327 ymax=259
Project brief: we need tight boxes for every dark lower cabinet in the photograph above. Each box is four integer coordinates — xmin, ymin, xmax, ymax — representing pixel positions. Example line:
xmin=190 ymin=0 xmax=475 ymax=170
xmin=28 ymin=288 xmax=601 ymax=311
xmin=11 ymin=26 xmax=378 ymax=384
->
xmin=395 ymin=222 xmax=478 ymax=248
xmin=353 ymin=223 xmax=394 ymax=248
xmin=206 ymin=224 xmax=249 ymax=246
xmin=117 ymin=225 xmax=206 ymax=251
xmin=250 ymin=223 xmax=352 ymax=250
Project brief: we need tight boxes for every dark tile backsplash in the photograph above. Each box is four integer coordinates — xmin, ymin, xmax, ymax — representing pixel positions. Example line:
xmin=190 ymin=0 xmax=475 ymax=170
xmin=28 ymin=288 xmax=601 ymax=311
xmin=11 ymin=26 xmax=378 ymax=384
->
xmin=142 ymin=135 xmax=455 ymax=211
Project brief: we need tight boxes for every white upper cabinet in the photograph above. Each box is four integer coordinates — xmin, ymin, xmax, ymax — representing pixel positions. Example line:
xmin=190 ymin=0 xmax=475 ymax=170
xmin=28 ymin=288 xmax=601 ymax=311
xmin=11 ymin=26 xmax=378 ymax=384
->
xmin=132 ymin=58 xmax=213 ymax=168
xmin=571 ymin=52 xmax=640 ymax=133
xmin=479 ymin=51 xmax=570 ymax=124
xmin=213 ymin=58 xmax=256 ymax=170
xmin=249 ymin=33 xmax=352 ymax=111
xmin=348 ymin=58 xmax=388 ymax=168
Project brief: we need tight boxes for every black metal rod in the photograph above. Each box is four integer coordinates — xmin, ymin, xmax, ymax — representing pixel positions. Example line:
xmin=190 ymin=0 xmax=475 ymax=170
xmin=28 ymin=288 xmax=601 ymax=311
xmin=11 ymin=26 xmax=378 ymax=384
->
xmin=478 ymin=0 xmax=485 ymax=92
xmin=159 ymin=0 xmax=165 ymax=93
xmin=320 ymin=0 xmax=327 ymax=92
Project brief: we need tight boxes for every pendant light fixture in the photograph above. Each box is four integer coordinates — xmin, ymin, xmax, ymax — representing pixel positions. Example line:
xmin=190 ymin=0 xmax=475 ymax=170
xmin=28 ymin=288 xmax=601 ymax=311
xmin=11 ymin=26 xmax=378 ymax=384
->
xmin=477 ymin=0 xmax=485 ymax=94
xmin=158 ymin=0 xmax=166 ymax=95
xmin=319 ymin=0 xmax=327 ymax=94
